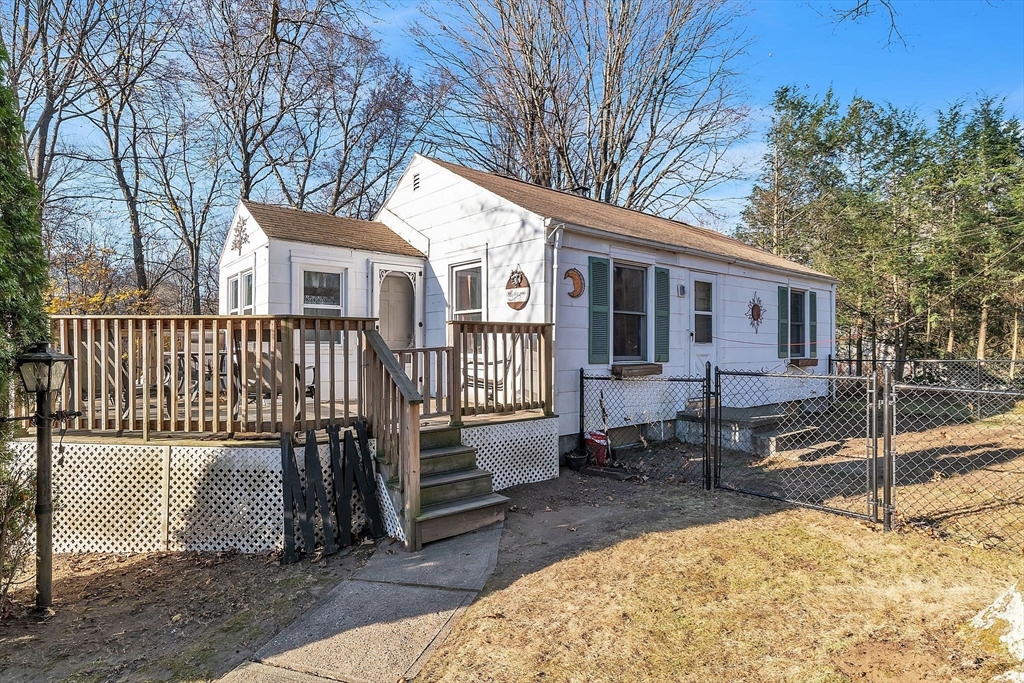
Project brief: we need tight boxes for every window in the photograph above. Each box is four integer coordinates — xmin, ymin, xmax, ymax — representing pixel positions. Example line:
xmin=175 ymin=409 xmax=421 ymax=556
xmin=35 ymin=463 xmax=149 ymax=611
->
xmin=790 ymin=290 xmax=806 ymax=357
xmin=302 ymin=270 xmax=342 ymax=317
xmin=452 ymin=263 xmax=482 ymax=321
xmin=694 ymin=280 xmax=713 ymax=344
xmin=777 ymin=286 xmax=817 ymax=360
xmin=227 ymin=270 xmax=253 ymax=315
xmin=613 ymin=264 xmax=646 ymax=360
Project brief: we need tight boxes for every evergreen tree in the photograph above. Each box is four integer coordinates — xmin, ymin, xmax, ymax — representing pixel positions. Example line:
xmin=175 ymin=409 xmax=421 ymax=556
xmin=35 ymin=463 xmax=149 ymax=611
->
xmin=0 ymin=44 xmax=49 ymax=394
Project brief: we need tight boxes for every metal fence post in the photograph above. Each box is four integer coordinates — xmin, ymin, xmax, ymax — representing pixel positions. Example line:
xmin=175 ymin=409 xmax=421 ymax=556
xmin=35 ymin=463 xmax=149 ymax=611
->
xmin=703 ymin=361 xmax=711 ymax=490
xmin=882 ymin=367 xmax=893 ymax=532
xmin=713 ymin=366 xmax=722 ymax=488
xmin=869 ymin=371 xmax=879 ymax=522
xmin=578 ymin=368 xmax=585 ymax=451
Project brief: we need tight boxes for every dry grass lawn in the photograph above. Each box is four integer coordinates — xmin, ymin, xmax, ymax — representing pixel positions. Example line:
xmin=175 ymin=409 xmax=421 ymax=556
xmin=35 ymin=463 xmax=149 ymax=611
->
xmin=416 ymin=475 xmax=1024 ymax=683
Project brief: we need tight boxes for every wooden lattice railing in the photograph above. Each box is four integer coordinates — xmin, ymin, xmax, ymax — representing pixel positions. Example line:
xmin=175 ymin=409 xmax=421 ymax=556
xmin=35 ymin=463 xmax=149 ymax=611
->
xmin=41 ymin=315 xmax=374 ymax=437
xmin=364 ymin=329 xmax=423 ymax=549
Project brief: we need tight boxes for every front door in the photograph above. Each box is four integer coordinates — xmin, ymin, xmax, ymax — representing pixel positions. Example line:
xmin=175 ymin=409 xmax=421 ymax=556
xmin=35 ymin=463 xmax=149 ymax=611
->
xmin=378 ymin=272 xmax=415 ymax=349
xmin=689 ymin=272 xmax=717 ymax=376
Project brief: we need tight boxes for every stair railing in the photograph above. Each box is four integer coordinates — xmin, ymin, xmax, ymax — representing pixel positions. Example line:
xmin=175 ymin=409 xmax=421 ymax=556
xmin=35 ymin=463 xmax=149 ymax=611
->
xmin=363 ymin=328 xmax=424 ymax=550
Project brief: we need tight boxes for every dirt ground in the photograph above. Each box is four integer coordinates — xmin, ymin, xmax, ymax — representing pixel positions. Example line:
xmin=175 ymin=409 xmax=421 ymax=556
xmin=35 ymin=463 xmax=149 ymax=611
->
xmin=0 ymin=544 xmax=375 ymax=682
xmin=416 ymin=468 xmax=1024 ymax=683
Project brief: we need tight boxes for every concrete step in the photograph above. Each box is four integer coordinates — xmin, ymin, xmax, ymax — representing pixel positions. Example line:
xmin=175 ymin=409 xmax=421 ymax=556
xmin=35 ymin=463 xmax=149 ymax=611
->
xmin=416 ymin=492 xmax=508 ymax=545
xmin=419 ymin=468 xmax=493 ymax=508
xmin=753 ymin=425 xmax=822 ymax=457
xmin=420 ymin=425 xmax=462 ymax=450
xmin=420 ymin=444 xmax=478 ymax=476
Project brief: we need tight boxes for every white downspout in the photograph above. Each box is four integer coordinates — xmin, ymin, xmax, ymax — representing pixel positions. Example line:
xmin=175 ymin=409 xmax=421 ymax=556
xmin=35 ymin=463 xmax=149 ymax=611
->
xmin=546 ymin=220 xmax=564 ymax=447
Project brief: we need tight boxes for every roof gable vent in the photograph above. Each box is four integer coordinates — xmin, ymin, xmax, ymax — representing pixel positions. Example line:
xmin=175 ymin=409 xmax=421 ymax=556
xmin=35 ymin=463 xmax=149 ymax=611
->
xmin=413 ymin=173 xmax=420 ymax=191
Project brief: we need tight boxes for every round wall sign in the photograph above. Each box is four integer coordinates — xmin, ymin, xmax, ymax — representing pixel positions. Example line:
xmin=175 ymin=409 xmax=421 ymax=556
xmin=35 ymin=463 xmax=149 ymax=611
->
xmin=506 ymin=267 xmax=530 ymax=310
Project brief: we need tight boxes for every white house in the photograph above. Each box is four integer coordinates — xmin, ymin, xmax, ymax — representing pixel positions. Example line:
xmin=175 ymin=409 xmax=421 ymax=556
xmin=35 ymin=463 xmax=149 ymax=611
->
xmin=219 ymin=155 xmax=838 ymax=454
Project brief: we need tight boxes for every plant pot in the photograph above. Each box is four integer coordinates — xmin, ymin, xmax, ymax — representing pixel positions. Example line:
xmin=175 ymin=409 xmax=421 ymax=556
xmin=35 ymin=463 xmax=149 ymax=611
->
xmin=565 ymin=452 xmax=588 ymax=471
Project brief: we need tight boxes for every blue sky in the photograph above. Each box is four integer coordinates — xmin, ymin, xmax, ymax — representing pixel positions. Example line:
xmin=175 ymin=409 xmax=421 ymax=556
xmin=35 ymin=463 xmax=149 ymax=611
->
xmin=372 ymin=0 xmax=1024 ymax=230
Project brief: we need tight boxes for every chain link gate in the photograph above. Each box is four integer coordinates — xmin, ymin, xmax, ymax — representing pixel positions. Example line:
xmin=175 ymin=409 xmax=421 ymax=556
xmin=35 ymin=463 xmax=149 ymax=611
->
xmin=579 ymin=368 xmax=711 ymax=487
xmin=888 ymin=370 xmax=1024 ymax=552
xmin=712 ymin=369 xmax=882 ymax=520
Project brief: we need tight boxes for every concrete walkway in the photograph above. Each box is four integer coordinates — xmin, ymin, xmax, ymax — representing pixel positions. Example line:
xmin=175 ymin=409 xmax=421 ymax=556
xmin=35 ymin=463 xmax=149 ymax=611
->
xmin=221 ymin=523 xmax=503 ymax=683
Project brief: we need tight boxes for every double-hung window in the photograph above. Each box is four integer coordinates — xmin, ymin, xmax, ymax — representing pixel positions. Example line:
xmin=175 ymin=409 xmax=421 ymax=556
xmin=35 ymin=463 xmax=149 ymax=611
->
xmin=227 ymin=270 xmax=253 ymax=315
xmin=452 ymin=263 xmax=483 ymax=321
xmin=302 ymin=270 xmax=343 ymax=317
xmin=778 ymin=286 xmax=817 ymax=360
xmin=790 ymin=290 xmax=806 ymax=358
xmin=588 ymin=258 xmax=670 ymax=365
xmin=613 ymin=264 xmax=647 ymax=361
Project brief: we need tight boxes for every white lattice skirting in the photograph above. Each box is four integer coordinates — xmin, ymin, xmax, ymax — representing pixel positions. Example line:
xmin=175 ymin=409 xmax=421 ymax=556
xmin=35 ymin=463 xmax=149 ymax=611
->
xmin=10 ymin=418 xmax=558 ymax=553
xmin=11 ymin=442 xmax=286 ymax=553
xmin=462 ymin=417 xmax=560 ymax=491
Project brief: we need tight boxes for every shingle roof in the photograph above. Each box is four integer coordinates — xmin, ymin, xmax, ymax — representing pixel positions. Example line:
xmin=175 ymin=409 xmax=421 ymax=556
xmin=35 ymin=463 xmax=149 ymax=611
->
xmin=427 ymin=158 xmax=834 ymax=281
xmin=242 ymin=200 xmax=424 ymax=258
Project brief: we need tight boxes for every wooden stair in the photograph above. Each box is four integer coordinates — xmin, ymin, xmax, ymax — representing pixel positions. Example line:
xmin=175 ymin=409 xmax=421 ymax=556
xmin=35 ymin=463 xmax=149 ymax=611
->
xmin=382 ymin=425 xmax=508 ymax=547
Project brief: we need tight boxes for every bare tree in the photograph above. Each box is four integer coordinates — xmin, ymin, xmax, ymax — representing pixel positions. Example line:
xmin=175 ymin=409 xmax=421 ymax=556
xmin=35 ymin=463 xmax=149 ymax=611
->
xmin=77 ymin=0 xmax=179 ymax=296
xmin=416 ymin=0 xmax=749 ymax=218
xmin=183 ymin=0 xmax=340 ymax=201
xmin=141 ymin=73 xmax=230 ymax=313
xmin=265 ymin=27 xmax=443 ymax=217
xmin=1 ymin=0 xmax=104 ymax=197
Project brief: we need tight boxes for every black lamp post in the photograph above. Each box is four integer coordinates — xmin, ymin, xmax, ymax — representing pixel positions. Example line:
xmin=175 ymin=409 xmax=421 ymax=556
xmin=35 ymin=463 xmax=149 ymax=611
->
xmin=15 ymin=342 xmax=73 ymax=609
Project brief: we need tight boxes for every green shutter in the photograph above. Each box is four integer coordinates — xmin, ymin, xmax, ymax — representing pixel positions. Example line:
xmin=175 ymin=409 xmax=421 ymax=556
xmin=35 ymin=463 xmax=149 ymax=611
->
xmin=589 ymin=257 xmax=610 ymax=364
xmin=777 ymin=286 xmax=789 ymax=358
xmin=654 ymin=267 xmax=670 ymax=363
xmin=809 ymin=291 xmax=818 ymax=358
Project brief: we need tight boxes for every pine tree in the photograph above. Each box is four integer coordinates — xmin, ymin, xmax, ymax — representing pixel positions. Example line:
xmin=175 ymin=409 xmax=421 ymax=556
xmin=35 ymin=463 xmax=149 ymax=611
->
xmin=0 ymin=44 xmax=49 ymax=394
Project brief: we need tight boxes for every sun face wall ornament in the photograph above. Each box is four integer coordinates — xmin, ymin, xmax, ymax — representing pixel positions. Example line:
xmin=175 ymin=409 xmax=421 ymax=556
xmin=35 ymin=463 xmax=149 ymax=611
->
xmin=746 ymin=292 xmax=766 ymax=332
xmin=564 ymin=268 xmax=585 ymax=298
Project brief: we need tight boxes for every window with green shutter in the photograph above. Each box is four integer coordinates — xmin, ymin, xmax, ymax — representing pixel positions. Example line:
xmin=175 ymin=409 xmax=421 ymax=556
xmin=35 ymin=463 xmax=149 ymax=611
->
xmin=588 ymin=257 xmax=610 ymax=364
xmin=777 ymin=286 xmax=789 ymax=358
xmin=809 ymin=291 xmax=817 ymax=358
xmin=654 ymin=267 xmax=670 ymax=362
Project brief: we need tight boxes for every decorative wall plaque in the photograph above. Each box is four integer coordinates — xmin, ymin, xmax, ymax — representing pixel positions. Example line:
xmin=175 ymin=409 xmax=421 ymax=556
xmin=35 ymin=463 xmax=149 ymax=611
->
xmin=231 ymin=216 xmax=250 ymax=254
xmin=564 ymin=268 xmax=585 ymax=298
xmin=746 ymin=292 xmax=766 ymax=332
xmin=506 ymin=267 xmax=530 ymax=310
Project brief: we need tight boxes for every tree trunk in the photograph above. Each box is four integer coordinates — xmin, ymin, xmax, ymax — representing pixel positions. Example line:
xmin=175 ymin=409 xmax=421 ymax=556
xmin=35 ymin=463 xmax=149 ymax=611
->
xmin=1011 ymin=311 xmax=1020 ymax=381
xmin=976 ymin=302 xmax=988 ymax=360
xmin=946 ymin=303 xmax=955 ymax=358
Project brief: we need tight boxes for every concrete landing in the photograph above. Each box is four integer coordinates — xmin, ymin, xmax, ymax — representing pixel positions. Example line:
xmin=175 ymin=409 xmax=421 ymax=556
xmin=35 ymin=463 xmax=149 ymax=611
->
xmin=220 ymin=522 xmax=503 ymax=683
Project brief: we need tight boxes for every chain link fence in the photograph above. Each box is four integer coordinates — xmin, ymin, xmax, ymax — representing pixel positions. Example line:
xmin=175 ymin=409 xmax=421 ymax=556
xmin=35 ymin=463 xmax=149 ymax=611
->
xmin=576 ymin=364 xmax=1024 ymax=552
xmin=891 ymin=382 xmax=1024 ymax=552
xmin=714 ymin=370 xmax=878 ymax=519
xmin=831 ymin=356 xmax=1024 ymax=391
xmin=580 ymin=372 xmax=708 ymax=485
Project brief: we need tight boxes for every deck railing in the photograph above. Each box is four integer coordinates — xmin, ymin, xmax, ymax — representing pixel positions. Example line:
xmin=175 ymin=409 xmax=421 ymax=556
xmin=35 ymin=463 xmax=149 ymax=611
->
xmin=33 ymin=316 xmax=556 ymax=439
xmin=43 ymin=315 xmax=374 ymax=437
xmin=364 ymin=329 xmax=422 ymax=549
xmin=449 ymin=320 xmax=554 ymax=423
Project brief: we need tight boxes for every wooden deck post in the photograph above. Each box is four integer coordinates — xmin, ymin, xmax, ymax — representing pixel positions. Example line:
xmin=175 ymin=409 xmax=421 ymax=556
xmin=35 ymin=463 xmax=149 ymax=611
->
xmin=281 ymin=318 xmax=295 ymax=437
xmin=449 ymin=321 xmax=464 ymax=426
xmin=542 ymin=324 xmax=554 ymax=416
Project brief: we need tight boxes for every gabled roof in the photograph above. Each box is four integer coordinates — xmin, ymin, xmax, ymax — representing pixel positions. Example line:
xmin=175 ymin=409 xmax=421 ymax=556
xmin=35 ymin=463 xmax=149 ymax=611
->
xmin=242 ymin=200 xmax=424 ymax=258
xmin=427 ymin=158 xmax=833 ymax=281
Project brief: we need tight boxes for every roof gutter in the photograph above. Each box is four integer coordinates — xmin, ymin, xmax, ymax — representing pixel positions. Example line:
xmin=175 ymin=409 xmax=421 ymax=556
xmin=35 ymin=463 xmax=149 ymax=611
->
xmin=558 ymin=222 xmax=840 ymax=284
